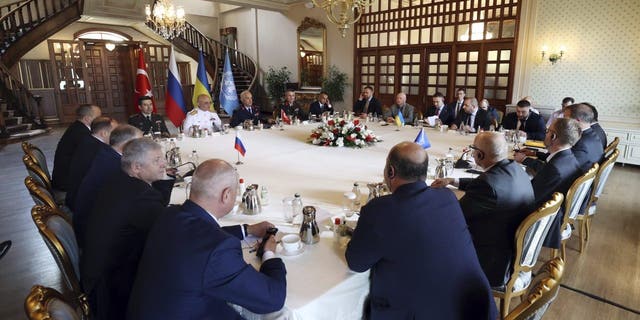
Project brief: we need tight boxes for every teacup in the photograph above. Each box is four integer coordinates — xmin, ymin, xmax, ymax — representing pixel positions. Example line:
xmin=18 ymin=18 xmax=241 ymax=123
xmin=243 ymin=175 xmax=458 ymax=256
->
xmin=281 ymin=234 xmax=301 ymax=252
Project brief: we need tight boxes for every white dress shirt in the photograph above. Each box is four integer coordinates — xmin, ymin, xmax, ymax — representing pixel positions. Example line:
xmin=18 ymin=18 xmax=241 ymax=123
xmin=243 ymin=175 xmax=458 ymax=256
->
xmin=183 ymin=109 xmax=222 ymax=132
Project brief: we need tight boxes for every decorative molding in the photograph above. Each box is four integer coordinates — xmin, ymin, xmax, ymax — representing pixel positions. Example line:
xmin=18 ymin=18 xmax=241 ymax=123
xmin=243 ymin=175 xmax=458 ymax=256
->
xmin=297 ymin=17 xmax=325 ymax=32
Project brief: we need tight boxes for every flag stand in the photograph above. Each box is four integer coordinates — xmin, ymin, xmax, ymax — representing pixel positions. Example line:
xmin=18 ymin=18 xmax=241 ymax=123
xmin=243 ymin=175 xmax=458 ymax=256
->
xmin=236 ymin=153 xmax=243 ymax=165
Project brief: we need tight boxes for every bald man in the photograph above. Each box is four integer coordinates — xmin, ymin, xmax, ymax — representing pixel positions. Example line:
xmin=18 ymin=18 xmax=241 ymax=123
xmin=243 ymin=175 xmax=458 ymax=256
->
xmin=384 ymin=92 xmax=415 ymax=123
xmin=129 ymin=159 xmax=286 ymax=319
xmin=432 ymin=132 xmax=535 ymax=287
xmin=346 ymin=142 xmax=497 ymax=319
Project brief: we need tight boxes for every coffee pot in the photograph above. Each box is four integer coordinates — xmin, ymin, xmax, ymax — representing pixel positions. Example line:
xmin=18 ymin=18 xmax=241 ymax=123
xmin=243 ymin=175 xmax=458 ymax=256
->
xmin=366 ymin=182 xmax=390 ymax=203
xmin=166 ymin=147 xmax=182 ymax=168
xmin=299 ymin=206 xmax=320 ymax=244
xmin=435 ymin=158 xmax=453 ymax=179
xmin=241 ymin=186 xmax=262 ymax=215
xmin=190 ymin=125 xmax=202 ymax=138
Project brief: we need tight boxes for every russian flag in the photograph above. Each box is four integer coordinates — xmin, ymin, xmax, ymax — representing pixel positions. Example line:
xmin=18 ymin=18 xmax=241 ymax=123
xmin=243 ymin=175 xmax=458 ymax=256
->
xmin=235 ymin=131 xmax=246 ymax=157
xmin=165 ymin=46 xmax=186 ymax=127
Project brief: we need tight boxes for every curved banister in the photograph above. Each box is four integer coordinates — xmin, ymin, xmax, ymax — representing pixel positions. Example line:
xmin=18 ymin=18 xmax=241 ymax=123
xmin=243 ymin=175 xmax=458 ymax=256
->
xmin=0 ymin=0 xmax=24 ymax=18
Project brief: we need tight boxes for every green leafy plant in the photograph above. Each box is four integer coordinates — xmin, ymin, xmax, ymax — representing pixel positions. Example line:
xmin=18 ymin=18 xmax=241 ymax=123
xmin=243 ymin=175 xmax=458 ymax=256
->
xmin=321 ymin=65 xmax=349 ymax=103
xmin=264 ymin=66 xmax=292 ymax=104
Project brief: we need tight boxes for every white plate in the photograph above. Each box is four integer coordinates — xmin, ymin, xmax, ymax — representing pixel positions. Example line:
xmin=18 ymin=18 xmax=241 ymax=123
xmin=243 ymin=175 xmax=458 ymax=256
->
xmin=276 ymin=242 xmax=305 ymax=257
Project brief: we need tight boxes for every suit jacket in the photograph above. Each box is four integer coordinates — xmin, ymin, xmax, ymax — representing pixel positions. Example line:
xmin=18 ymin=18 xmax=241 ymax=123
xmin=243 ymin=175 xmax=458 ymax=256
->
xmin=591 ymin=123 xmax=608 ymax=153
xmin=128 ymin=200 xmax=287 ymax=319
xmin=453 ymin=109 xmax=492 ymax=132
xmin=425 ymin=104 xmax=455 ymax=125
xmin=230 ymin=105 xmax=269 ymax=127
xmin=309 ymin=100 xmax=334 ymax=116
xmin=501 ymin=112 xmax=546 ymax=140
xmin=530 ymin=149 xmax=582 ymax=248
xmin=447 ymin=100 xmax=465 ymax=123
xmin=73 ymin=146 xmax=121 ymax=249
xmin=275 ymin=102 xmax=307 ymax=121
xmin=572 ymin=128 xmax=604 ymax=172
xmin=458 ymin=159 xmax=535 ymax=287
xmin=65 ymin=135 xmax=109 ymax=209
xmin=383 ymin=103 xmax=415 ymax=124
xmin=80 ymin=170 xmax=172 ymax=320
xmin=128 ymin=113 xmax=169 ymax=136
xmin=353 ymin=97 xmax=383 ymax=116
xmin=346 ymin=181 xmax=497 ymax=320
xmin=52 ymin=120 xmax=91 ymax=191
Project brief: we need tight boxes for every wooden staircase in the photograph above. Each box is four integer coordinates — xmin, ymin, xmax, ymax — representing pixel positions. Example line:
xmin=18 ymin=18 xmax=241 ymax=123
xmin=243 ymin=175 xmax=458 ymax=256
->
xmin=146 ymin=17 xmax=257 ymax=113
xmin=0 ymin=0 xmax=84 ymax=142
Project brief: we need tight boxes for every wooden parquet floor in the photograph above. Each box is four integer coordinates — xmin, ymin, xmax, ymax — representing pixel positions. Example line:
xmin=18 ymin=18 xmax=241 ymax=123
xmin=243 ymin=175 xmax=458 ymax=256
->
xmin=0 ymin=129 xmax=638 ymax=319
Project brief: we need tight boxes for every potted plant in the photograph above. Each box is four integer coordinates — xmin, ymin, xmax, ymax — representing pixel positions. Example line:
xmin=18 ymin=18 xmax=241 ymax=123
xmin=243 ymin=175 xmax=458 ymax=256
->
xmin=321 ymin=65 xmax=349 ymax=104
xmin=264 ymin=66 xmax=292 ymax=105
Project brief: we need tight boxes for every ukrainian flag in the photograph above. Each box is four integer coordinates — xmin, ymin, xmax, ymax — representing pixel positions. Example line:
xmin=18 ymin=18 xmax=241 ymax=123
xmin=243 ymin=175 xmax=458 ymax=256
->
xmin=192 ymin=50 xmax=213 ymax=111
xmin=395 ymin=111 xmax=405 ymax=127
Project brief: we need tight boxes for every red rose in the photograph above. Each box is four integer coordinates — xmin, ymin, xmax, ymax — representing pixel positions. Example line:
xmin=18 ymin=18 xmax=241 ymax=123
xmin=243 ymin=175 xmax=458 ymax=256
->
xmin=328 ymin=120 xmax=335 ymax=126
xmin=365 ymin=135 xmax=373 ymax=142
xmin=353 ymin=119 xmax=360 ymax=125
xmin=355 ymin=127 xmax=361 ymax=132
xmin=333 ymin=129 xmax=339 ymax=134
xmin=340 ymin=120 xmax=346 ymax=126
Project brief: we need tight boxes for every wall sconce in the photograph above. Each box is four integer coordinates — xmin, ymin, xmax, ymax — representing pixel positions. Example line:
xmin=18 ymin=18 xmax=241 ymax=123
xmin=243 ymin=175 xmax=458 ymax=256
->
xmin=541 ymin=45 xmax=566 ymax=64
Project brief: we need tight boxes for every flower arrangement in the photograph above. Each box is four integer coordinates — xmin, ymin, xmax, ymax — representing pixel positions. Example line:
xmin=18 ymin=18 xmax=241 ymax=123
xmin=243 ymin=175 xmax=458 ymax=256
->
xmin=309 ymin=118 xmax=381 ymax=148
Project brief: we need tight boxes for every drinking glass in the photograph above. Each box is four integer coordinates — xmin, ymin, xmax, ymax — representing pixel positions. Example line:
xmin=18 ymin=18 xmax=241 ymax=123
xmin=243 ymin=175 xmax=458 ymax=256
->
xmin=282 ymin=197 xmax=294 ymax=223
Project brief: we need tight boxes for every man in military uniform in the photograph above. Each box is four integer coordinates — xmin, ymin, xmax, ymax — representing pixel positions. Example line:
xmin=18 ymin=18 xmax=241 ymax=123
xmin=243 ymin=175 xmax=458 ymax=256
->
xmin=183 ymin=94 xmax=222 ymax=133
xmin=275 ymin=89 xmax=307 ymax=121
xmin=128 ymin=96 xmax=170 ymax=137
xmin=230 ymin=90 xmax=273 ymax=127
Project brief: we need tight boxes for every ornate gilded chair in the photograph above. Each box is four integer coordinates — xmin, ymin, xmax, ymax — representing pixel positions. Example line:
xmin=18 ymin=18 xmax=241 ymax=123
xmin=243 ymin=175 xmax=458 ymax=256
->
xmin=31 ymin=205 xmax=89 ymax=318
xmin=604 ymin=137 xmax=619 ymax=158
xmin=23 ymin=154 xmax=52 ymax=191
xmin=22 ymin=141 xmax=51 ymax=182
xmin=504 ymin=257 xmax=565 ymax=320
xmin=493 ymin=192 xmax=564 ymax=319
xmin=25 ymin=176 xmax=58 ymax=209
xmin=24 ymin=285 xmax=86 ymax=320
xmin=558 ymin=163 xmax=598 ymax=261
xmin=577 ymin=149 xmax=619 ymax=252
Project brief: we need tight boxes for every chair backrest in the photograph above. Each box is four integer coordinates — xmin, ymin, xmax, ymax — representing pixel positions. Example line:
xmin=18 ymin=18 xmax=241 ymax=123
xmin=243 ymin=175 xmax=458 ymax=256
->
xmin=504 ymin=192 xmax=563 ymax=295
xmin=24 ymin=285 xmax=84 ymax=320
xmin=22 ymin=142 xmax=51 ymax=181
xmin=504 ymin=257 xmax=565 ymax=320
xmin=591 ymin=149 xmax=620 ymax=204
xmin=23 ymin=154 xmax=52 ymax=191
xmin=31 ymin=205 xmax=82 ymax=298
xmin=25 ymin=176 xmax=58 ymax=209
xmin=563 ymin=163 xmax=598 ymax=224
xmin=604 ymin=137 xmax=619 ymax=157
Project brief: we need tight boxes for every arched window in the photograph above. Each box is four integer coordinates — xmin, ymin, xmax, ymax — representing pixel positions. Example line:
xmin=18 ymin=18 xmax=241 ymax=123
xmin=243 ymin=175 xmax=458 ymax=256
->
xmin=74 ymin=29 xmax=132 ymax=42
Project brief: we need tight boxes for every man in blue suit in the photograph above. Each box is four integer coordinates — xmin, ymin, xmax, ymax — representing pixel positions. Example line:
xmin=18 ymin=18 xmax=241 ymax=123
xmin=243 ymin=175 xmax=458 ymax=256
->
xmin=128 ymin=159 xmax=286 ymax=319
xmin=515 ymin=118 xmax=583 ymax=248
xmin=346 ymin=142 xmax=497 ymax=320
xmin=425 ymin=92 xmax=455 ymax=125
xmin=73 ymin=124 xmax=142 ymax=248
xmin=431 ymin=132 xmax=535 ymax=287
xmin=309 ymin=91 xmax=334 ymax=117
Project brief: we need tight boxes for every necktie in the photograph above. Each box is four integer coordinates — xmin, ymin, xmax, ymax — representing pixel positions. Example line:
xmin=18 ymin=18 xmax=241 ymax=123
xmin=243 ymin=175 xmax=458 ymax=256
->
xmin=247 ymin=107 xmax=252 ymax=114
xmin=147 ymin=115 xmax=151 ymax=122
xmin=456 ymin=102 xmax=462 ymax=117
xmin=364 ymin=99 xmax=370 ymax=114
xmin=469 ymin=113 xmax=475 ymax=129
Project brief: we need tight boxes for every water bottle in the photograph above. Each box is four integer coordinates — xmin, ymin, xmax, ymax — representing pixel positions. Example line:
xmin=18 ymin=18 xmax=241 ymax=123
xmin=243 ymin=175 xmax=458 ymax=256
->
xmin=352 ymin=182 xmax=362 ymax=212
xmin=191 ymin=150 xmax=199 ymax=166
xmin=260 ymin=186 xmax=270 ymax=206
xmin=292 ymin=193 xmax=303 ymax=221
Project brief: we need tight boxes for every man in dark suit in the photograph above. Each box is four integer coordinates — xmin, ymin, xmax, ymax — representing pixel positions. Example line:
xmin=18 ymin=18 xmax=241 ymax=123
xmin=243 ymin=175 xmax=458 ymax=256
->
xmin=425 ymin=92 xmax=455 ymax=125
xmin=431 ymin=132 xmax=535 ymax=287
xmin=353 ymin=86 xmax=383 ymax=117
xmin=230 ymin=90 xmax=273 ymax=127
xmin=308 ymin=91 xmax=334 ymax=117
xmin=73 ymin=125 xmax=142 ymax=249
xmin=501 ymin=99 xmax=546 ymax=140
xmin=584 ymin=102 xmax=607 ymax=150
xmin=80 ymin=138 xmax=174 ymax=320
xmin=515 ymin=118 xmax=583 ymax=249
xmin=275 ymin=89 xmax=307 ymax=121
xmin=450 ymin=97 xmax=492 ymax=132
xmin=52 ymin=104 xmax=101 ymax=191
xmin=446 ymin=87 xmax=466 ymax=122
xmin=128 ymin=159 xmax=286 ymax=319
xmin=128 ymin=96 xmax=169 ymax=137
xmin=346 ymin=142 xmax=497 ymax=319
xmin=65 ymin=117 xmax=116 ymax=209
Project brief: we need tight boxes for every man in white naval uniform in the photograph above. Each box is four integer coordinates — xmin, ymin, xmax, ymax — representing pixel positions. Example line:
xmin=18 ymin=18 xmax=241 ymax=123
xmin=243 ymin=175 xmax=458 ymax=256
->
xmin=183 ymin=94 xmax=222 ymax=133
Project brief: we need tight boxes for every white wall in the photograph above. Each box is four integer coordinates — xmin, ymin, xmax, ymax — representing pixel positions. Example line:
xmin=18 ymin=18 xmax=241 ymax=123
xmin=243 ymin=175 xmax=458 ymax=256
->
xmin=523 ymin=0 xmax=640 ymax=123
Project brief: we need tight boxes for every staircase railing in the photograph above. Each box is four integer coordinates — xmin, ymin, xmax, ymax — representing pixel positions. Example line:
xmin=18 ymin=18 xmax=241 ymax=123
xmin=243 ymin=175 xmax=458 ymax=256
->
xmin=0 ymin=0 xmax=25 ymax=18
xmin=0 ymin=0 xmax=83 ymax=65
xmin=146 ymin=17 xmax=257 ymax=103
xmin=0 ymin=61 xmax=43 ymax=127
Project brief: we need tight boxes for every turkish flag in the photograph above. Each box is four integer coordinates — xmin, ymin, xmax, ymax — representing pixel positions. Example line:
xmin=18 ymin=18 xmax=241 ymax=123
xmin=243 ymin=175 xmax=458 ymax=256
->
xmin=134 ymin=48 xmax=157 ymax=113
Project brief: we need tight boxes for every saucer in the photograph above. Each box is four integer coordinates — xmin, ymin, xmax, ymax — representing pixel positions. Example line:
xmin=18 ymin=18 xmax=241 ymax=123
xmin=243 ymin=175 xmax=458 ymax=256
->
xmin=276 ymin=242 xmax=305 ymax=257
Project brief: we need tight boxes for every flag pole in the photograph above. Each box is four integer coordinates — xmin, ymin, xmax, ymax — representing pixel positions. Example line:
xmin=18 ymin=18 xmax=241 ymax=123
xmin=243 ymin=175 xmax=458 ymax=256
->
xmin=236 ymin=152 xmax=243 ymax=165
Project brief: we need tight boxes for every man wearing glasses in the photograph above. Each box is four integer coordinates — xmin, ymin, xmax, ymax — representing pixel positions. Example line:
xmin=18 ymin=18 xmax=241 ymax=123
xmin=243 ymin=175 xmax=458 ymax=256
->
xmin=183 ymin=94 xmax=222 ymax=133
xmin=431 ymin=132 xmax=534 ymax=288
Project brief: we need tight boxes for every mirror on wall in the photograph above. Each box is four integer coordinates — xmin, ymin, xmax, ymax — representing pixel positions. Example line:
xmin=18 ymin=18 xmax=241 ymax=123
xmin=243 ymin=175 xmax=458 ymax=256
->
xmin=297 ymin=17 xmax=326 ymax=87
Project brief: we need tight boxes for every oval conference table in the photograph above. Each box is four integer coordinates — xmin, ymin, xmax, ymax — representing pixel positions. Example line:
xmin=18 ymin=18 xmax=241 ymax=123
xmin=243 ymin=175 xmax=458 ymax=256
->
xmin=168 ymin=121 xmax=478 ymax=320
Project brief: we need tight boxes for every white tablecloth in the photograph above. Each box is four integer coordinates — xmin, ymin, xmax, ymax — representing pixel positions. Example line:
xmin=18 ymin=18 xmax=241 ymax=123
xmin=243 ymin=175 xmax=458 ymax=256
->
xmin=168 ymin=123 xmax=477 ymax=319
